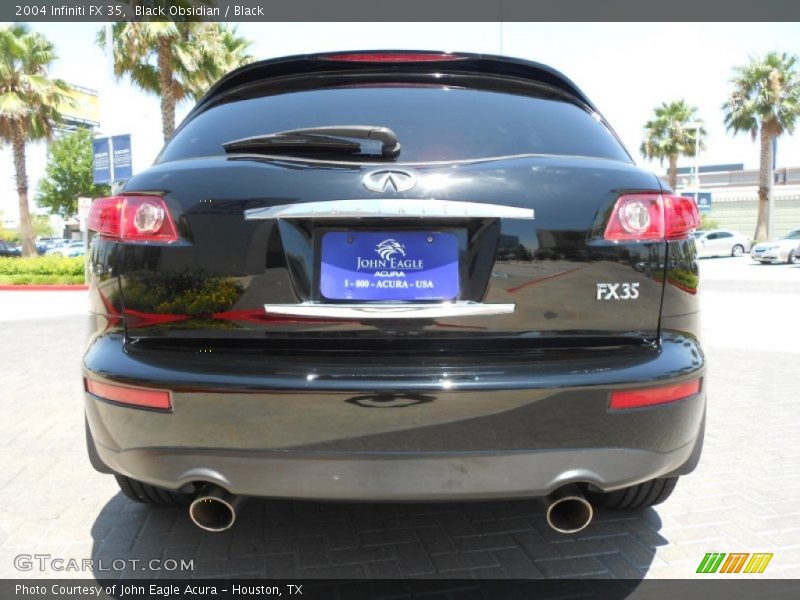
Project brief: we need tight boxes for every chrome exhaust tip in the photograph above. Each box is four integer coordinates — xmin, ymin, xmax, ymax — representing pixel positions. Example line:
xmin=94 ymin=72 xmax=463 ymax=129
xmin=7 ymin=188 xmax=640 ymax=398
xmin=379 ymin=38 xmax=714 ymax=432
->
xmin=189 ymin=485 xmax=243 ymax=532
xmin=545 ymin=484 xmax=594 ymax=534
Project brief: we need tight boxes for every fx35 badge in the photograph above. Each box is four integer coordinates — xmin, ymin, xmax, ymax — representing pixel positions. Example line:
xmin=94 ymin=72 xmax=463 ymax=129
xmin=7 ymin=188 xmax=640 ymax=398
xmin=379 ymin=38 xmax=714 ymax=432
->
xmin=596 ymin=282 xmax=640 ymax=300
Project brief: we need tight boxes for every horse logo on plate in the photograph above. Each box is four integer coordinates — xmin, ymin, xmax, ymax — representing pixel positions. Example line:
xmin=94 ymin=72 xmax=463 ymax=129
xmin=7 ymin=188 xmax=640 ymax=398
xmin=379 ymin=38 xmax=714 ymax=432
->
xmin=375 ymin=239 xmax=407 ymax=260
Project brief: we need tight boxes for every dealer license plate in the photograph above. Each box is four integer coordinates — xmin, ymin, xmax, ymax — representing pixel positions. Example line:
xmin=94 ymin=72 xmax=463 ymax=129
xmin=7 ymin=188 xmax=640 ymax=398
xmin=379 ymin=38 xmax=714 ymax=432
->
xmin=320 ymin=231 xmax=459 ymax=301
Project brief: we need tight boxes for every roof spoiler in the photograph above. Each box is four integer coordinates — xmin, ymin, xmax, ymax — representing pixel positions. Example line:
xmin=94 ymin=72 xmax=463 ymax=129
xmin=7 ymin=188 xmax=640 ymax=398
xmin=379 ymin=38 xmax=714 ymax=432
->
xmin=187 ymin=50 xmax=596 ymax=118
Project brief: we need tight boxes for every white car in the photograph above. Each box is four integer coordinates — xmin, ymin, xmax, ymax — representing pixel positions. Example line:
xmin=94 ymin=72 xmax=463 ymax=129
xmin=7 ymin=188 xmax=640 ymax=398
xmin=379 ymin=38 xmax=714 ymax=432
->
xmin=45 ymin=240 xmax=84 ymax=257
xmin=692 ymin=229 xmax=752 ymax=258
xmin=750 ymin=228 xmax=800 ymax=264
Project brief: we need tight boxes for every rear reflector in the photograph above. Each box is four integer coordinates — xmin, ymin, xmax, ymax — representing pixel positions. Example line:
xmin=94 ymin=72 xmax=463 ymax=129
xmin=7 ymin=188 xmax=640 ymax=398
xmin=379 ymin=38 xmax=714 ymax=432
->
xmin=604 ymin=194 xmax=700 ymax=242
xmin=88 ymin=195 xmax=178 ymax=242
xmin=320 ymin=52 xmax=464 ymax=63
xmin=85 ymin=379 xmax=172 ymax=411
xmin=609 ymin=378 xmax=701 ymax=410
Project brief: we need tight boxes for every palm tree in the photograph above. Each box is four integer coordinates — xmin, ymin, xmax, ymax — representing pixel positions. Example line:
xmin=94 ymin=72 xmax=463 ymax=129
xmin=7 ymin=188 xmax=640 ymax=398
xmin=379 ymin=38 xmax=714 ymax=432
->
xmin=188 ymin=26 xmax=253 ymax=99
xmin=98 ymin=23 xmax=252 ymax=142
xmin=723 ymin=52 xmax=800 ymax=242
xmin=0 ymin=24 xmax=71 ymax=257
xmin=640 ymin=100 xmax=705 ymax=191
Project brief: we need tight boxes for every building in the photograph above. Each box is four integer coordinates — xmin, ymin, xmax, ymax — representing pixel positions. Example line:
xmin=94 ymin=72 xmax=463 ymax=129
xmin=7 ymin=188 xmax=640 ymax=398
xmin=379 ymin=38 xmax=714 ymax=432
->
xmin=58 ymin=84 xmax=100 ymax=132
xmin=669 ymin=164 xmax=800 ymax=237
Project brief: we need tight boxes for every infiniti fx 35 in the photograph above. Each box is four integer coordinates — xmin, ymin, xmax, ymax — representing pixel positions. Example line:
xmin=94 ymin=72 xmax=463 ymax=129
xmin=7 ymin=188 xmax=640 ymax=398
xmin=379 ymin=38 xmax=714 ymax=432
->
xmin=83 ymin=51 xmax=705 ymax=533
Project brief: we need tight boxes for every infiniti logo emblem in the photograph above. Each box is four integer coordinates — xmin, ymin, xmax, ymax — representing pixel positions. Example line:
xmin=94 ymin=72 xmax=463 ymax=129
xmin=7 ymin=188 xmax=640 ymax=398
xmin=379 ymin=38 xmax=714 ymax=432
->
xmin=362 ymin=169 xmax=417 ymax=193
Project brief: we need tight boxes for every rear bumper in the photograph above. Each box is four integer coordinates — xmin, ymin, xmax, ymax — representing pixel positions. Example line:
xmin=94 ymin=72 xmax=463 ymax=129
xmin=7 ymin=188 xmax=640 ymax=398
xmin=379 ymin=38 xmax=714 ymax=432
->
xmin=84 ymin=331 xmax=706 ymax=500
xmin=92 ymin=442 xmax=700 ymax=501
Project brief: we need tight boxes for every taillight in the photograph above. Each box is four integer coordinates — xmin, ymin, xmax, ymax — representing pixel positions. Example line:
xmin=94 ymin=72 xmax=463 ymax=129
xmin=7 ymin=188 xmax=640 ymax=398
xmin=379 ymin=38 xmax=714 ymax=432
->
xmin=663 ymin=195 xmax=701 ymax=239
xmin=609 ymin=378 xmax=702 ymax=410
xmin=320 ymin=52 xmax=464 ymax=62
xmin=88 ymin=195 xmax=178 ymax=242
xmin=604 ymin=194 xmax=664 ymax=241
xmin=603 ymin=194 xmax=699 ymax=242
xmin=85 ymin=378 xmax=172 ymax=411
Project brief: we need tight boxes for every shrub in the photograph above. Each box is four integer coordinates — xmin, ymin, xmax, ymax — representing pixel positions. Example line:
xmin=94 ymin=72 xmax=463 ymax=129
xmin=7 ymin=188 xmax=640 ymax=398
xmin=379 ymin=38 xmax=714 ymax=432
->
xmin=112 ymin=269 xmax=243 ymax=316
xmin=0 ymin=274 xmax=85 ymax=285
xmin=699 ymin=214 xmax=719 ymax=230
xmin=0 ymin=256 xmax=85 ymax=282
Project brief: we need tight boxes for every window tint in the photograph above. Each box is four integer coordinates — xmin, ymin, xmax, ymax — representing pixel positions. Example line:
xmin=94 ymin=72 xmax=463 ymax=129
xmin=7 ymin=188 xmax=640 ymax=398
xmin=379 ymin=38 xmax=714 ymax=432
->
xmin=783 ymin=230 xmax=800 ymax=240
xmin=718 ymin=232 xmax=732 ymax=239
xmin=161 ymin=86 xmax=631 ymax=163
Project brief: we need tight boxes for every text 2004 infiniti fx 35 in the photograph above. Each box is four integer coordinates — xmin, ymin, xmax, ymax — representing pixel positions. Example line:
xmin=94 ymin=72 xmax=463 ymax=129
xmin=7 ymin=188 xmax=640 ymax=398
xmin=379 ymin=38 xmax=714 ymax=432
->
xmin=83 ymin=51 xmax=705 ymax=534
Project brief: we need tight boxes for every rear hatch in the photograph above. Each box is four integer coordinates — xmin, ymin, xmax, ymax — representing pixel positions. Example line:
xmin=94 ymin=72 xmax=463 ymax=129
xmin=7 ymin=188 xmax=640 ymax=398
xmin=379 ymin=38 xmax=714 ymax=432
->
xmin=111 ymin=52 xmax=667 ymax=354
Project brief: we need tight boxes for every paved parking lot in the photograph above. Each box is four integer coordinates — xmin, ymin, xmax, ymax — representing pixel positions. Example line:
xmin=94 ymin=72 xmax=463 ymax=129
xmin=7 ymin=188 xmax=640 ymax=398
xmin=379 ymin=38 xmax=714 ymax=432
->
xmin=1 ymin=257 xmax=798 ymax=580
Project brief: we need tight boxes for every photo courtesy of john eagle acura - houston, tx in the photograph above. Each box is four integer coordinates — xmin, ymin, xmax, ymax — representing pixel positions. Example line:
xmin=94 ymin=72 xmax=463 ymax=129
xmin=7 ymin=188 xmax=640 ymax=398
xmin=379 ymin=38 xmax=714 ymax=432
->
xmin=83 ymin=51 xmax=705 ymax=534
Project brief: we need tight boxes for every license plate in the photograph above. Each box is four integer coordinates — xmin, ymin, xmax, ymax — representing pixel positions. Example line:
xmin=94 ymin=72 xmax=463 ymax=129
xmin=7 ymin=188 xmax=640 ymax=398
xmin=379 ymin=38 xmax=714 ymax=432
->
xmin=320 ymin=231 xmax=459 ymax=301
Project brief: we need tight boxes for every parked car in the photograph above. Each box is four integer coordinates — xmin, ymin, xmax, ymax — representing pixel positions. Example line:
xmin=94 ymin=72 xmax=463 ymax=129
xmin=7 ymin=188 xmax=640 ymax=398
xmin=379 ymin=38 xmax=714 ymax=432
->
xmin=750 ymin=228 xmax=800 ymax=264
xmin=39 ymin=237 xmax=69 ymax=251
xmin=43 ymin=240 xmax=68 ymax=253
xmin=0 ymin=240 xmax=21 ymax=257
xmin=46 ymin=240 xmax=84 ymax=257
xmin=692 ymin=229 xmax=751 ymax=258
xmin=63 ymin=243 xmax=85 ymax=258
xmin=83 ymin=51 xmax=706 ymax=535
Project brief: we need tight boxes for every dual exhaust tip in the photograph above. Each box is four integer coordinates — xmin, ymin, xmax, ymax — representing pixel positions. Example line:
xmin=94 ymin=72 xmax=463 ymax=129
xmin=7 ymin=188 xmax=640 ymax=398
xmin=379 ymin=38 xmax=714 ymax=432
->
xmin=188 ymin=483 xmax=593 ymax=534
xmin=544 ymin=484 xmax=594 ymax=534
xmin=189 ymin=485 xmax=243 ymax=533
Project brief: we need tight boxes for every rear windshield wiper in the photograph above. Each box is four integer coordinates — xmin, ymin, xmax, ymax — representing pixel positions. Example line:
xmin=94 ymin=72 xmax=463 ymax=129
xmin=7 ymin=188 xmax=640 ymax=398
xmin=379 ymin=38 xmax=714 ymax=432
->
xmin=223 ymin=126 xmax=401 ymax=159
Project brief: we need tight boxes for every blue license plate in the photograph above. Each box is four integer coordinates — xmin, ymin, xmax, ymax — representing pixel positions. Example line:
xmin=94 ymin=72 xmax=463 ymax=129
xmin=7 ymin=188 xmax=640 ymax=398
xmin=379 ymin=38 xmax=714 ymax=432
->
xmin=320 ymin=231 xmax=459 ymax=301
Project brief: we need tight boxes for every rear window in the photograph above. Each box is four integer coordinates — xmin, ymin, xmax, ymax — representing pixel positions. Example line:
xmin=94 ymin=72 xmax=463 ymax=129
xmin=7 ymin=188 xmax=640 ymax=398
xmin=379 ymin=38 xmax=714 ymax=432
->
xmin=160 ymin=86 xmax=630 ymax=163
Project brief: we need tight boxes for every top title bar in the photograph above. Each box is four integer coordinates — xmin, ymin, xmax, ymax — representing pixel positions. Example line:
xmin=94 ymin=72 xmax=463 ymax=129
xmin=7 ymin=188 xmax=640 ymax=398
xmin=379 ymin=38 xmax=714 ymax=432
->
xmin=5 ymin=0 xmax=800 ymax=22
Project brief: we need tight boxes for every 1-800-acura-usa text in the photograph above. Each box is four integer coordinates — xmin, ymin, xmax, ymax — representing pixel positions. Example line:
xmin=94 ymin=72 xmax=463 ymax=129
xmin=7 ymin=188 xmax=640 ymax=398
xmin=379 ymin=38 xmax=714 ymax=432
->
xmin=83 ymin=51 xmax=705 ymax=533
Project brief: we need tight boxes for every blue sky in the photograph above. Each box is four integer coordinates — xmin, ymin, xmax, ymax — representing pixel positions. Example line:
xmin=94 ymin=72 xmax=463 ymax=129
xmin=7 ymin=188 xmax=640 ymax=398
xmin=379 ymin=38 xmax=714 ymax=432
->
xmin=2 ymin=21 xmax=799 ymax=222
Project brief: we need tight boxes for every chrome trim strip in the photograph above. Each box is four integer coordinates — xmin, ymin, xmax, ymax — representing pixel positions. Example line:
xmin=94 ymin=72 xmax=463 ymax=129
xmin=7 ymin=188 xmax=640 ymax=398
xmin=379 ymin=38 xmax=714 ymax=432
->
xmin=263 ymin=302 xmax=515 ymax=319
xmin=225 ymin=151 xmax=622 ymax=167
xmin=245 ymin=199 xmax=534 ymax=220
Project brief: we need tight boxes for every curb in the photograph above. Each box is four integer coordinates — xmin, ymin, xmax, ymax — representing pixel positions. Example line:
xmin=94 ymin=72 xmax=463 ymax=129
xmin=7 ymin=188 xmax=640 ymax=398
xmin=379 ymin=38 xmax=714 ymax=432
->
xmin=0 ymin=284 xmax=89 ymax=291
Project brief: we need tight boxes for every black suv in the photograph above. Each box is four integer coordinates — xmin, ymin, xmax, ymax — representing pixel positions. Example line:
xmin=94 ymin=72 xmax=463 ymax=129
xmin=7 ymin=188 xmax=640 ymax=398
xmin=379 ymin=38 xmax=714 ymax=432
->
xmin=83 ymin=51 xmax=705 ymax=534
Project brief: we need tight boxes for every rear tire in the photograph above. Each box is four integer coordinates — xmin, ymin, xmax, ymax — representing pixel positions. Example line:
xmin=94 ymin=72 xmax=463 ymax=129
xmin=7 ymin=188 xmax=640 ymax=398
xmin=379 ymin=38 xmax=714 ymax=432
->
xmin=732 ymin=244 xmax=744 ymax=257
xmin=789 ymin=250 xmax=799 ymax=265
xmin=115 ymin=474 xmax=196 ymax=506
xmin=588 ymin=477 xmax=679 ymax=510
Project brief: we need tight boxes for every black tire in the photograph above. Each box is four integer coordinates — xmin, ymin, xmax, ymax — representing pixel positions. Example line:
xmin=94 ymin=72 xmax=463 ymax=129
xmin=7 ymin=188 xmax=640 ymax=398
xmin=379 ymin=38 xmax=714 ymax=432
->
xmin=115 ymin=474 xmax=195 ymax=506
xmin=731 ymin=244 xmax=744 ymax=257
xmin=789 ymin=250 xmax=799 ymax=265
xmin=588 ymin=477 xmax=679 ymax=510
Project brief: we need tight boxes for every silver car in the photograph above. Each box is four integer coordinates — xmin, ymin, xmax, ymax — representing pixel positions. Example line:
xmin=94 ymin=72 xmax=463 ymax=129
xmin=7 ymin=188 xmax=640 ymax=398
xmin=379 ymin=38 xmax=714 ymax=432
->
xmin=750 ymin=228 xmax=800 ymax=264
xmin=693 ymin=229 xmax=752 ymax=258
xmin=45 ymin=240 xmax=84 ymax=257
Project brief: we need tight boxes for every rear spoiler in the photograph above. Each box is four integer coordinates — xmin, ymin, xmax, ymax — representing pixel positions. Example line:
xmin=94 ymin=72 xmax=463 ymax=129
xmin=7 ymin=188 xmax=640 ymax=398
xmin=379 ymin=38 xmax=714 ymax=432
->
xmin=186 ymin=50 xmax=596 ymax=120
